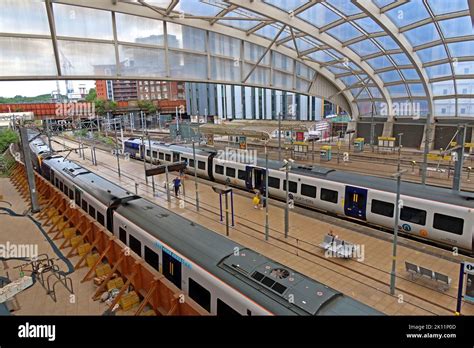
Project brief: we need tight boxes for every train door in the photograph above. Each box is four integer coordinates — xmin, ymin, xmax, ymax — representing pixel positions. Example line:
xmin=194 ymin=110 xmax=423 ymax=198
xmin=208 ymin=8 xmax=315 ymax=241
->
xmin=344 ymin=186 xmax=368 ymax=220
xmin=163 ymin=251 xmax=182 ymax=289
xmin=245 ymin=166 xmax=253 ymax=190
xmin=74 ymin=187 xmax=81 ymax=207
xmin=254 ymin=168 xmax=266 ymax=193
xmin=173 ymin=152 xmax=180 ymax=163
xmin=139 ymin=144 xmax=145 ymax=160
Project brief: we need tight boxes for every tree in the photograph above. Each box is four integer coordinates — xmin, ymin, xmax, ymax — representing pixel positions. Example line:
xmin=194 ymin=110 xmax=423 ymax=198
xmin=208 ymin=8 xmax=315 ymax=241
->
xmin=85 ymin=88 xmax=97 ymax=102
xmin=138 ymin=100 xmax=157 ymax=114
xmin=0 ymin=129 xmax=19 ymax=153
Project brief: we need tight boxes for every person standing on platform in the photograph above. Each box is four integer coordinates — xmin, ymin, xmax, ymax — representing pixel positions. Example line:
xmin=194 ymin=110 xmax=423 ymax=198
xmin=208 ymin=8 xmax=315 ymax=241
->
xmin=172 ymin=176 xmax=181 ymax=197
xmin=252 ymin=192 xmax=260 ymax=209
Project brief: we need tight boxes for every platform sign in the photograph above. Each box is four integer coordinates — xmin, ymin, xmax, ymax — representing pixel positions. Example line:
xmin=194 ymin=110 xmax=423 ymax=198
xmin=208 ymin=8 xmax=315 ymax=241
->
xmin=239 ymin=136 xmax=247 ymax=150
xmin=296 ymin=131 xmax=305 ymax=142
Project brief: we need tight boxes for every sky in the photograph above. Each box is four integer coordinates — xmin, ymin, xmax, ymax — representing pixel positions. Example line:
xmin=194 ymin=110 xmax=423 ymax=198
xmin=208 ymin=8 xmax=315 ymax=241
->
xmin=0 ymin=80 xmax=96 ymax=98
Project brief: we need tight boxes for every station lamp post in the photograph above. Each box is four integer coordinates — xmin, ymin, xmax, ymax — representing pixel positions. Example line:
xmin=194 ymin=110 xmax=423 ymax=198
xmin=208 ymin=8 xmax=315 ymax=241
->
xmin=281 ymin=158 xmax=294 ymax=239
xmin=390 ymin=169 xmax=407 ymax=295
xmin=397 ymin=133 xmax=403 ymax=172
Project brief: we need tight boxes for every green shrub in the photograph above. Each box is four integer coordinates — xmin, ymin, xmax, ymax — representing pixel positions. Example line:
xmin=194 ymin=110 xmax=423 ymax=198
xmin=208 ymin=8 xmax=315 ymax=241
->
xmin=0 ymin=129 xmax=19 ymax=153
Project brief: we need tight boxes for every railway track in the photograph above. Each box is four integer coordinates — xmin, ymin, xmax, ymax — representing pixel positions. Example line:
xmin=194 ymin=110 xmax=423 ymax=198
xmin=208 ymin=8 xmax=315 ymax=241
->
xmin=53 ymin=135 xmax=474 ymax=315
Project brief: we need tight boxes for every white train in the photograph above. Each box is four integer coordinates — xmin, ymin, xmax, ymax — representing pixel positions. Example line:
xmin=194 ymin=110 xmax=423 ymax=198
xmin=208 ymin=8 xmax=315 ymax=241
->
xmin=124 ymin=138 xmax=474 ymax=254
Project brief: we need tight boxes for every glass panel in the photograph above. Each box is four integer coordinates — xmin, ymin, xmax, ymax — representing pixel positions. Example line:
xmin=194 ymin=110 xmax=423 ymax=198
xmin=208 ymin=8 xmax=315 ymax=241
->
xmin=167 ymin=23 xmax=206 ymax=52
xmin=439 ymin=17 xmax=473 ymax=38
xmin=297 ymin=3 xmax=340 ymax=28
xmin=431 ymin=80 xmax=455 ymax=96
xmin=456 ymin=79 xmax=474 ymax=94
xmin=326 ymin=0 xmax=362 ymax=15
xmin=378 ymin=70 xmax=402 ymax=83
xmin=416 ymin=45 xmax=448 ymax=63
xmin=390 ymin=53 xmax=411 ymax=66
xmin=209 ymin=32 xmax=240 ymax=58
xmin=387 ymin=84 xmax=409 ymax=98
xmin=404 ymin=23 xmax=440 ymax=46
xmin=354 ymin=17 xmax=382 ymax=33
xmin=58 ymin=40 xmax=115 ymax=76
xmin=434 ymin=99 xmax=456 ymax=116
xmin=255 ymin=24 xmax=282 ymax=40
xmin=401 ymin=69 xmax=420 ymax=80
xmin=118 ymin=45 xmax=166 ymax=77
xmin=220 ymin=11 xmax=261 ymax=30
xmin=0 ymin=37 xmax=57 ymax=76
xmin=348 ymin=39 xmax=380 ymax=56
xmin=340 ymin=75 xmax=359 ymax=86
xmin=263 ymin=0 xmax=309 ymax=12
xmin=169 ymin=51 xmax=207 ymax=79
xmin=210 ymin=56 xmax=240 ymax=82
xmin=244 ymin=42 xmax=270 ymax=65
xmin=245 ymin=65 xmax=270 ymax=85
xmin=0 ymin=0 xmax=50 ymax=35
xmin=307 ymin=50 xmax=337 ymax=62
xmin=296 ymin=78 xmax=310 ymax=92
xmin=425 ymin=63 xmax=452 ymax=78
xmin=448 ymin=41 xmax=474 ymax=57
xmin=458 ymin=99 xmax=474 ymax=116
xmin=273 ymin=71 xmax=293 ymax=89
xmin=366 ymin=56 xmax=394 ymax=69
xmin=427 ymin=0 xmax=469 ymax=15
xmin=369 ymin=87 xmax=382 ymax=98
xmin=408 ymin=84 xmax=426 ymax=96
xmin=375 ymin=36 xmax=399 ymax=50
xmin=272 ymin=52 xmax=293 ymax=72
xmin=296 ymin=62 xmax=313 ymax=80
xmin=176 ymin=0 xmax=225 ymax=16
xmin=386 ymin=0 xmax=430 ymax=27
xmin=116 ymin=13 xmax=164 ymax=45
xmin=374 ymin=0 xmax=397 ymax=8
xmin=53 ymin=4 xmax=113 ymax=40
xmin=327 ymin=22 xmax=363 ymax=42
xmin=454 ymin=61 xmax=474 ymax=75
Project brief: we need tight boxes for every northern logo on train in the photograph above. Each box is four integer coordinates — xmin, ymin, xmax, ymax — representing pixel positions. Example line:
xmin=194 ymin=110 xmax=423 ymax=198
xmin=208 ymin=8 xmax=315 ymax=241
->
xmin=400 ymin=224 xmax=411 ymax=232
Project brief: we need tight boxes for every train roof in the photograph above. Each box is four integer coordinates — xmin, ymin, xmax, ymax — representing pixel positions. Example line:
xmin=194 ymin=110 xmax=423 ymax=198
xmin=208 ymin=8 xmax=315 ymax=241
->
xmin=43 ymin=156 xmax=133 ymax=205
xmin=253 ymin=158 xmax=474 ymax=208
xmin=116 ymin=198 xmax=382 ymax=315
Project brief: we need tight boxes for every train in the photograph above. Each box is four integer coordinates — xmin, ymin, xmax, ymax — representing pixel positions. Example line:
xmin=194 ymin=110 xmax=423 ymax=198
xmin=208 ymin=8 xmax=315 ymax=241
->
xmin=124 ymin=137 xmax=474 ymax=254
xmin=27 ymin=131 xmax=382 ymax=315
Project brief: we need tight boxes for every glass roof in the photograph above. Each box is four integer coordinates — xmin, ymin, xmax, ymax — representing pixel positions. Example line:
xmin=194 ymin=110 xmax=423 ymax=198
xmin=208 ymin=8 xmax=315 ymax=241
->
xmin=1 ymin=0 xmax=473 ymax=117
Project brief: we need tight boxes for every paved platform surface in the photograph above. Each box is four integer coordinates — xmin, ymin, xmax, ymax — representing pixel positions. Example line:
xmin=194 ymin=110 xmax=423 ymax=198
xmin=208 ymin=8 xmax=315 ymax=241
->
xmin=0 ymin=178 xmax=108 ymax=315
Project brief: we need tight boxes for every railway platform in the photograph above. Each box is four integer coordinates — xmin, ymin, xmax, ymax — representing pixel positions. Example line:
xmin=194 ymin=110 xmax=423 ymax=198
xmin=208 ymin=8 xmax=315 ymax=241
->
xmin=52 ymin=136 xmax=474 ymax=316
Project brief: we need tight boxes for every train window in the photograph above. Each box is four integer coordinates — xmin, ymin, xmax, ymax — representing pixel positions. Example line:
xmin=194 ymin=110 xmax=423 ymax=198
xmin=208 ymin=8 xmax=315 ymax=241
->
xmin=371 ymin=199 xmax=394 ymax=218
xmin=55 ymin=178 xmax=59 ymax=188
xmin=400 ymin=206 xmax=426 ymax=226
xmin=165 ymin=154 xmax=171 ymax=161
xmin=301 ymin=184 xmax=316 ymax=198
xmin=59 ymin=181 xmax=63 ymax=192
xmin=152 ymin=151 xmax=158 ymax=159
xmin=97 ymin=212 xmax=105 ymax=226
xmin=217 ymin=298 xmax=240 ymax=316
xmin=320 ymin=188 xmax=338 ymax=204
xmin=247 ymin=309 xmax=252 ymax=316
xmin=238 ymin=170 xmax=247 ymax=180
xmin=268 ymin=177 xmax=280 ymax=189
xmin=81 ymin=199 xmax=88 ymax=211
xmin=226 ymin=167 xmax=236 ymax=178
xmin=215 ymin=165 xmax=224 ymax=175
xmin=283 ymin=180 xmax=297 ymax=193
xmin=159 ymin=152 xmax=164 ymax=160
xmin=144 ymin=246 xmax=159 ymax=271
xmin=129 ymin=234 xmax=142 ymax=256
xmin=119 ymin=227 xmax=127 ymax=244
xmin=189 ymin=159 xmax=195 ymax=168
xmin=88 ymin=205 xmax=96 ymax=219
xmin=146 ymin=149 xmax=151 ymax=157
xmin=63 ymin=185 xmax=68 ymax=195
xmin=68 ymin=188 xmax=74 ymax=200
xmin=433 ymin=213 xmax=464 ymax=235
xmin=198 ymin=161 xmax=206 ymax=170
xmin=189 ymin=278 xmax=211 ymax=312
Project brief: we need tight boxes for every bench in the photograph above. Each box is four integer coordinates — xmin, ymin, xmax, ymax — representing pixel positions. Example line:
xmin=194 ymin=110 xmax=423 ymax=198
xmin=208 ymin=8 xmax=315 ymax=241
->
xmin=404 ymin=261 xmax=451 ymax=291
xmin=320 ymin=235 xmax=357 ymax=259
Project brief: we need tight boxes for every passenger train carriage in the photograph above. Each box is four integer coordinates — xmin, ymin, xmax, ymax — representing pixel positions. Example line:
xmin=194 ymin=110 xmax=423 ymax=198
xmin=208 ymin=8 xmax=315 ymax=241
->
xmin=124 ymin=138 xmax=474 ymax=253
xmin=28 ymin=131 xmax=381 ymax=315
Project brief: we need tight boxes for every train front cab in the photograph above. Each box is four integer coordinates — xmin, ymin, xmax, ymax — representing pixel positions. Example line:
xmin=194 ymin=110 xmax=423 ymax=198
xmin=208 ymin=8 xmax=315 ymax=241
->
xmin=344 ymin=185 xmax=368 ymax=221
